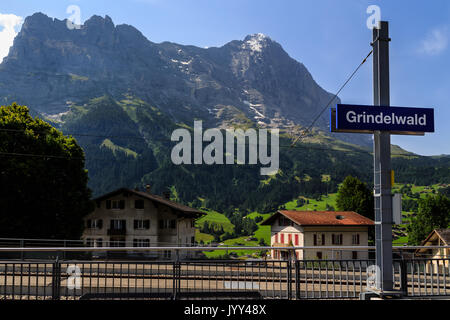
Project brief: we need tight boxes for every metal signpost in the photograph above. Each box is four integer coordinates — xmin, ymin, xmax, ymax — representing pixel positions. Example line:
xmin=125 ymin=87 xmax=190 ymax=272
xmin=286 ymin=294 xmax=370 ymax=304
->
xmin=330 ymin=21 xmax=435 ymax=298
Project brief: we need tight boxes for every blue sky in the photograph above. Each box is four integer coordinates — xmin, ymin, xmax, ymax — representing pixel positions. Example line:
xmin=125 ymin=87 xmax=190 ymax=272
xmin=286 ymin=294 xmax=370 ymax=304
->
xmin=0 ymin=0 xmax=449 ymax=155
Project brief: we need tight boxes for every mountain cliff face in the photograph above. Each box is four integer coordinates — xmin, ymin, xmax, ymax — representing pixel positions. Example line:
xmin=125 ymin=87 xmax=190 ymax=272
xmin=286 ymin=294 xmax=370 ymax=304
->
xmin=0 ymin=13 xmax=367 ymax=144
xmin=0 ymin=13 xmax=448 ymax=210
xmin=8 ymin=13 xmax=439 ymax=208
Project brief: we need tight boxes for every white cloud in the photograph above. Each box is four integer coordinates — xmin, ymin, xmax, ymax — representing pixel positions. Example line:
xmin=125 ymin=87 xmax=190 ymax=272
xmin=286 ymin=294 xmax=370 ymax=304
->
xmin=0 ymin=13 xmax=23 ymax=62
xmin=419 ymin=27 xmax=448 ymax=56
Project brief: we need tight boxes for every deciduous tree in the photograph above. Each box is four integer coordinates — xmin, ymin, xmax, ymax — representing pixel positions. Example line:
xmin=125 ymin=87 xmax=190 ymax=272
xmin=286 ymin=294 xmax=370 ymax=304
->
xmin=407 ymin=194 xmax=450 ymax=245
xmin=0 ymin=104 xmax=93 ymax=239
xmin=336 ymin=176 xmax=374 ymax=220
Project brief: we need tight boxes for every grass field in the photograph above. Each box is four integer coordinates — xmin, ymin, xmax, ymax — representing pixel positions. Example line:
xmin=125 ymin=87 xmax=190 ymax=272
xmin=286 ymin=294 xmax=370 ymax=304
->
xmin=249 ymin=211 xmax=271 ymax=246
xmin=392 ymin=183 xmax=443 ymax=200
xmin=195 ymin=210 xmax=272 ymax=258
xmin=284 ymin=193 xmax=338 ymax=211
xmin=391 ymin=183 xmax=446 ymax=244
xmin=392 ymin=236 xmax=408 ymax=245
xmin=203 ymin=236 xmax=264 ymax=258
xmin=195 ymin=208 xmax=234 ymax=233
xmin=195 ymin=230 xmax=214 ymax=244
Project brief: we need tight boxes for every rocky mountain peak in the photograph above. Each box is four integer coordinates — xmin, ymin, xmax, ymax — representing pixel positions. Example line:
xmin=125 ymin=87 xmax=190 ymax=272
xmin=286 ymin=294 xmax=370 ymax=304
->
xmin=0 ymin=12 xmax=371 ymax=147
xmin=242 ymin=33 xmax=274 ymax=52
xmin=19 ymin=12 xmax=65 ymax=39
xmin=20 ymin=13 xmax=119 ymax=41
xmin=22 ymin=12 xmax=53 ymax=28
xmin=84 ymin=14 xmax=115 ymax=31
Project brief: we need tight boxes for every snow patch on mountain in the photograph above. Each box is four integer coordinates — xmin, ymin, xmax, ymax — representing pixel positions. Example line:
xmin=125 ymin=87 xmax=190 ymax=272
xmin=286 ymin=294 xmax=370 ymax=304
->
xmin=243 ymin=100 xmax=265 ymax=119
xmin=242 ymin=33 xmax=270 ymax=52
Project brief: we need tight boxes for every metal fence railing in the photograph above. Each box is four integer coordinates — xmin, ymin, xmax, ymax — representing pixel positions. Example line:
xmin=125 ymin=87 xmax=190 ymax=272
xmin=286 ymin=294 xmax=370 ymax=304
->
xmin=0 ymin=245 xmax=449 ymax=300
xmin=405 ymin=258 xmax=450 ymax=297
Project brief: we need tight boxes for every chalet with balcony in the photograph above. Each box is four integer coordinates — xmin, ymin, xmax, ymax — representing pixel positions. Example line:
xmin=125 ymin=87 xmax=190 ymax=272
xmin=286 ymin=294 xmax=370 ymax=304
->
xmin=261 ymin=210 xmax=374 ymax=260
xmin=81 ymin=186 xmax=205 ymax=259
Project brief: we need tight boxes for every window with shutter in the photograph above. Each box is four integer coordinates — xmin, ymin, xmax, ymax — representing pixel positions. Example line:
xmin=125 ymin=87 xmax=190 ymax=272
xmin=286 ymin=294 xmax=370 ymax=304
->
xmin=144 ymin=220 xmax=150 ymax=229
xmin=97 ymin=220 xmax=103 ymax=229
xmin=288 ymin=234 xmax=292 ymax=244
xmin=106 ymin=200 xmax=111 ymax=209
xmin=119 ymin=200 xmax=125 ymax=209
xmin=280 ymin=233 xmax=284 ymax=243
xmin=333 ymin=234 xmax=343 ymax=245
xmin=313 ymin=234 xmax=317 ymax=246
xmin=111 ymin=219 xmax=126 ymax=230
xmin=170 ymin=220 xmax=176 ymax=229
xmin=134 ymin=220 xmax=138 ymax=229
xmin=294 ymin=234 xmax=299 ymax=246
xmin=322 ymin=234 xmax=325 ymax=246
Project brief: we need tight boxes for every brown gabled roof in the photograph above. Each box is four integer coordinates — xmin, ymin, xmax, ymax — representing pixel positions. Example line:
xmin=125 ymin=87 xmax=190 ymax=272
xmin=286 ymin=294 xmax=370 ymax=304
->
xmin=261 ymin=210 xmax=374 ymax=226
xmin=418 ymin=229 xmax=450 ymax=251
xmin=94 ymin=188 xmax=204 ymax=217
xmin=437 ymin=229 xmax=450 ymax=244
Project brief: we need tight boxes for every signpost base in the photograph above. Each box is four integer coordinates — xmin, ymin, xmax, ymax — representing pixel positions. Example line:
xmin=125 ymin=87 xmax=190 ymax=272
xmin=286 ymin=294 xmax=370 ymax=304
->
xmin=359 ymin=288 xmax=404 ymax=300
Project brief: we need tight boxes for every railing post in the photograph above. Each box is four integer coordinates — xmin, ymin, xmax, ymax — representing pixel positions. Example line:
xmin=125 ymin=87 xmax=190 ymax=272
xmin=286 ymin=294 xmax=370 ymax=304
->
xmin=20 ymin=240 xmax=24 ymax=260
xmin=173 ymin=249 xmax=180 ymax=300
xmin=287 ymin=255 xmax=292 ymax=300
xmin=63 ymin=240 xmax=66 ymax=260
xmin=52 ymin=257 xmax=61 ymax=300
xmin=295 ymin=260 xmax=300 ymax=300
xmin=287 ymin=249 xmax=296 ymax=300
xmin=400 ymin=259 xmax=408 ymax=296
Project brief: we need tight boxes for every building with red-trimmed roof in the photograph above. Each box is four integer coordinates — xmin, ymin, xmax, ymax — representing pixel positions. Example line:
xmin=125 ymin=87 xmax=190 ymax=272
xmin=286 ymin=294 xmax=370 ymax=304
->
xmin=82 ymin=186 xmax=205 ymax=260
xmin=261 ymin=210 xmax=374 ymax=260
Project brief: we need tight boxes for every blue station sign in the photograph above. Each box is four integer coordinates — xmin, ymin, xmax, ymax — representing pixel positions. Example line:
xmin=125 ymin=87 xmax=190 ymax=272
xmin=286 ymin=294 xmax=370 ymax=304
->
xmin=331 ymin=104 xmax=435 ymax=133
